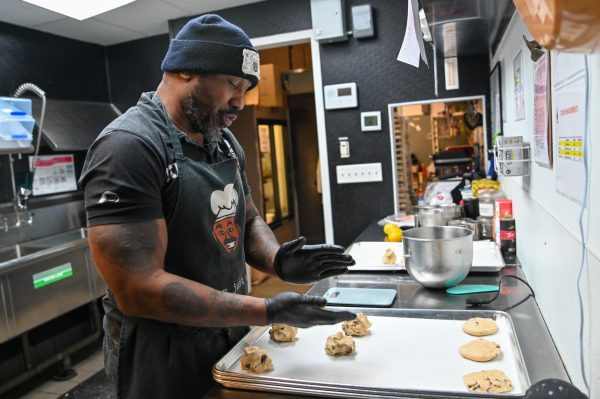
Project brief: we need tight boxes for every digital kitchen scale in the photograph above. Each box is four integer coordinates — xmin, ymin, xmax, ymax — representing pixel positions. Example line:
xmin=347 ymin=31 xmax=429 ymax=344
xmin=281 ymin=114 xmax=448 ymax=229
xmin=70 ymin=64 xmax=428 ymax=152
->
xmin=323 ymin=287 xmax=397 ymax=307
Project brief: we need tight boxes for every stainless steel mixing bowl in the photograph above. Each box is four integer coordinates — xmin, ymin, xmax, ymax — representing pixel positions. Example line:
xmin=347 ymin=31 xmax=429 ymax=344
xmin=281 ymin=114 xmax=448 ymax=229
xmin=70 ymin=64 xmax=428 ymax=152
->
xmin=402 ymin=226 xmax=474 ymax=289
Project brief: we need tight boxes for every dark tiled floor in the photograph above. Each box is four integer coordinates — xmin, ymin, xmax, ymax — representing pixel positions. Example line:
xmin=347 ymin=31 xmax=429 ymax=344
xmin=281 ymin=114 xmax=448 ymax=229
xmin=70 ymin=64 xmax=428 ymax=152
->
xmin=57 ymin=372 xmax=114 ymax=399
xmin=249 ymin=275 xmax=312 ymax=298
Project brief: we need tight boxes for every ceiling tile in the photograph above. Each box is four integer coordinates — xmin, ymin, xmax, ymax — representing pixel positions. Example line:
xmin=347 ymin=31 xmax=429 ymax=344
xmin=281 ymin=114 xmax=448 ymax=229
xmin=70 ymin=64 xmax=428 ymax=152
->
xmin=0 ymin=0 xmax=65 ymax=27
xmin=94 ymin=0 xmax=185 ymax=37
xmin=33 ymin=17 xmax=145 ymax=45
xmin=163 ymin=0 xmax=266 ymax=15
xmin=0 ymin=0 xmax=267 ymax=45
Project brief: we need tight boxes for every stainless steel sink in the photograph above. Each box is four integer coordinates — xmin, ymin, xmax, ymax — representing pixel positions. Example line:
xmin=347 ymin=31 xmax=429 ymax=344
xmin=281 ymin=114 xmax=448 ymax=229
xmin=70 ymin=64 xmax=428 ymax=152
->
xmin=20 ymin=228 xmax=87 ymax=249
xmin=0 ymin=228 xmax=87 ymax=261
xmin=0 ymin=227 xmax=104 ymax=344
xmin=0 ymin=245 xmax=18 ymax=263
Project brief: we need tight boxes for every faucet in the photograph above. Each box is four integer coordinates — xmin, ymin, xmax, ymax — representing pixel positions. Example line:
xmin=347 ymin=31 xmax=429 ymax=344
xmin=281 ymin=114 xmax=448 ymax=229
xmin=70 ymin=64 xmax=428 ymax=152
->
xmin=10 ymin=187 xmax=33 ymax=231
xmin=17 ymin=187 xmax=31 ymax=211
xmin=15 ymin=187 xmax=33 ymax=226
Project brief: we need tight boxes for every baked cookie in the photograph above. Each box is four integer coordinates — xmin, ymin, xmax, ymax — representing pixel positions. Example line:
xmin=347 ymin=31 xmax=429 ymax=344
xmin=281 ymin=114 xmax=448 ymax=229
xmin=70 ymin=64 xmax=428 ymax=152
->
xmin=342 ymin=313 xmax=372 ymax=337
xmin=463 ymin=369 xmax=513 ymax=393
xmin=383 ymin=248 xmax=397 ymax=265
xmin=269 ymin=323 xmax=298 ymax=343
xmin=325 ymin=332 xmax=356 ymax=356
xmin=462 ymin=317 xmax=498 ymax=336
xmin=240 ymin=346 xmax=273 ymax=373
xmin=459 ymin=339 xmax=501 ymax=362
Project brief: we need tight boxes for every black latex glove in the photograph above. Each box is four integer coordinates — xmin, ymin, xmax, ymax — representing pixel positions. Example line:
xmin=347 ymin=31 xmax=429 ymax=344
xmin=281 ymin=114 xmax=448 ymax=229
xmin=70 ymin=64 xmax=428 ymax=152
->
xmin=265 ymin=292 xmax=356 ymax=328
xmin=274 ymin=236 xmax=355 ymax=284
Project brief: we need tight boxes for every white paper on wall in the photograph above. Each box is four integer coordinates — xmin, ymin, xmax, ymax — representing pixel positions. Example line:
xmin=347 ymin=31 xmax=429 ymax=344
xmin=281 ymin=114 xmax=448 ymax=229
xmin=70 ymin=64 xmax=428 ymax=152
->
xmin=397 ymin=0 xmax=428 ymax=68
xmin=552 ymin=52 xmax=588 ymax=204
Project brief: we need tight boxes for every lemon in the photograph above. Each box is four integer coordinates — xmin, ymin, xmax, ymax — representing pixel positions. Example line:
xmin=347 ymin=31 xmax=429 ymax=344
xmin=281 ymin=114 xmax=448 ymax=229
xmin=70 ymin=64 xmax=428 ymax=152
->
xmin=383 ymin=223 xmax=400 ymax=235
xmin=387 ymin=229 xmax=403 ymax=242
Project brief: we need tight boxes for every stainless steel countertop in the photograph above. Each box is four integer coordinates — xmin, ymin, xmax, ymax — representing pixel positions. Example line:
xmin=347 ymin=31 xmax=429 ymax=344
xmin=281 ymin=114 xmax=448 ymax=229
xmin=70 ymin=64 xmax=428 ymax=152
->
xmin=204 ymin=223 xmax=569 ymax=399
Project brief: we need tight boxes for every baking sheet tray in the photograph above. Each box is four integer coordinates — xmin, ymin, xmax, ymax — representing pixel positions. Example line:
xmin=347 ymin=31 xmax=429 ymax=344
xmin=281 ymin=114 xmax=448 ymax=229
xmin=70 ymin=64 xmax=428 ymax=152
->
xmin=347 ymin=241 xmax=505 ymax=273
xmin=346 ymin=242 xmax=405 ymax=271
xmin=471 ymin=241 xmax=505 ymax=272
xmin=213 ymin=308 xmax=530 ymax=398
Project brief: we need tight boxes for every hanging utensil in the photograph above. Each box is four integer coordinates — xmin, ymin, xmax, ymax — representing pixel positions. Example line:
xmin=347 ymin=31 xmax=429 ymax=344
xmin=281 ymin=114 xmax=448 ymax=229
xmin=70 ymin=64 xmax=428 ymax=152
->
xmin=464 ymin=100 xmax=482 ymax=129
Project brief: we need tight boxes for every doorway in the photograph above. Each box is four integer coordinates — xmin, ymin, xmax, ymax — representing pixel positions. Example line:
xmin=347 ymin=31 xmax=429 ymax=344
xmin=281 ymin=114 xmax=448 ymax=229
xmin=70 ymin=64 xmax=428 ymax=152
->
xmin=388 ymin=96 xmax=487 ymax=213
xmin=231 ymin=35 xmax=325 ymax=293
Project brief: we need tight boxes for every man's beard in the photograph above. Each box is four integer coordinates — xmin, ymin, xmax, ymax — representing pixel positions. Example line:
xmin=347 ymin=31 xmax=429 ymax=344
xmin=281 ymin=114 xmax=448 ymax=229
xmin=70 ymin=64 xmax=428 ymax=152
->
xmin=181 ymin=83 xmax=238 ymax=145
xmin=182 ymin=94 xmax=221 ymax=144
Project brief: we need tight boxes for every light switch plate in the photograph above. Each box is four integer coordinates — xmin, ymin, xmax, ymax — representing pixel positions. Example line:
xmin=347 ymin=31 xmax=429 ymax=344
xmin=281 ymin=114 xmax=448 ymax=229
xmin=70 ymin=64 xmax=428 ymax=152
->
xmin=339 ymin=137 xmax=350 ymax=158
xmin=336 ymin=162 xmax=382 ymax=184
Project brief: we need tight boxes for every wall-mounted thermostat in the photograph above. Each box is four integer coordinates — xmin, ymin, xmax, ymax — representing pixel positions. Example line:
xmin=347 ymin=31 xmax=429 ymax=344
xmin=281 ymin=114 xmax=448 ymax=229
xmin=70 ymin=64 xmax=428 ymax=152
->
xmin=360 ymin=111 xmax=381 ymax=131
xmin=324 ymin=82 xmax=358 ymax=110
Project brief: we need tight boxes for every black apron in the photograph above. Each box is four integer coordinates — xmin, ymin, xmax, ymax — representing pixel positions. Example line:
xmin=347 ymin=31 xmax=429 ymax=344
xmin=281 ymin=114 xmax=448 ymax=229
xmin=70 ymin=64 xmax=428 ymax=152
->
xmin=104 ymin=94 xmax=249 ymax=399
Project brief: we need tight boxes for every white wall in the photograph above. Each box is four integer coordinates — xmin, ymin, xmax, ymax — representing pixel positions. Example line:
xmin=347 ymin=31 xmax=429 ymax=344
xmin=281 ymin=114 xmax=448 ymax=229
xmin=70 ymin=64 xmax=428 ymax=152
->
xmin=491 ymin=12 xmax=600 ymax=395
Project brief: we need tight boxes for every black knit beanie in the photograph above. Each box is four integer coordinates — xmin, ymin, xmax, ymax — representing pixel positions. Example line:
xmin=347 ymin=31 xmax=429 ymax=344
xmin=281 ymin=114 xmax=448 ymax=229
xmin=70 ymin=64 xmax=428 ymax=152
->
xmin=161 ymin=14 xmax=260 ymax=89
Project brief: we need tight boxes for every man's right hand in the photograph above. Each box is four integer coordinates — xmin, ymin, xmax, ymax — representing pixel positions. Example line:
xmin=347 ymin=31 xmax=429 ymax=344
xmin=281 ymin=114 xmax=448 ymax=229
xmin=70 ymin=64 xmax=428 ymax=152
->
xmin=265 ymin=292 xmax=355 ymax=328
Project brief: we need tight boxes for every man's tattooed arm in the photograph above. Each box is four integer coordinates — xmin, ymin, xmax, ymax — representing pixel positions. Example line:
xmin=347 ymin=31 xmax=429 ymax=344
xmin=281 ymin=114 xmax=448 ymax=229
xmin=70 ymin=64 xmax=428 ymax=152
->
xmin=88 ymin=219 xmax=266 ymax=327
xmin=244 ymin=196 xmax=280 ymax=275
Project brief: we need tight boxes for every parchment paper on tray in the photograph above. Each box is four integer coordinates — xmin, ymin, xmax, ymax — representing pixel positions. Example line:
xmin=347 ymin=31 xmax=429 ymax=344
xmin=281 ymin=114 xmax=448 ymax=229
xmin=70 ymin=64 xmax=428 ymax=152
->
xmin=346 ymin=241 xmax=405 ymax=271
xmin=378 ymin=214 xmax=415 ymax=228
xmin=347 ymin=240 xmax=505 ymax=273
xmin=213 ymin=309 xmax=531 ymax=398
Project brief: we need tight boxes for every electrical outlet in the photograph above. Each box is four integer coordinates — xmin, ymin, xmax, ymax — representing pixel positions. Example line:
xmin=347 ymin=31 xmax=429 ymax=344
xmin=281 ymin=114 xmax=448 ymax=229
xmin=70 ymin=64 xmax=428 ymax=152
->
xmin=336 ymin=162 xmax=382 ymax=184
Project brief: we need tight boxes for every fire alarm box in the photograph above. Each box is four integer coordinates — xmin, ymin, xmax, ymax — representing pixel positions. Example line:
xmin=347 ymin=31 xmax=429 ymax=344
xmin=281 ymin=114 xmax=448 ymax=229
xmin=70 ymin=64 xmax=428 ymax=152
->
xmin=311 ymin=0 xmax=348 ymax=43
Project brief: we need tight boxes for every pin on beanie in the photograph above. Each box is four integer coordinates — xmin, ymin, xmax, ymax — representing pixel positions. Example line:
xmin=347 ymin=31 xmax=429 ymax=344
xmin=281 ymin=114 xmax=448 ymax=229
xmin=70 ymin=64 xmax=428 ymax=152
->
xmin=161 ymin=14 xmax=260 ymax=89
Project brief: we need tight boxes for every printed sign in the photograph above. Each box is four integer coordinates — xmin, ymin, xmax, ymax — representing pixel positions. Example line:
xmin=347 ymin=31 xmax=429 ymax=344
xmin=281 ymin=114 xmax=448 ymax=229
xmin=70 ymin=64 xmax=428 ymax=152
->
xmin=29 ymin=154 xmax=77 ymax=195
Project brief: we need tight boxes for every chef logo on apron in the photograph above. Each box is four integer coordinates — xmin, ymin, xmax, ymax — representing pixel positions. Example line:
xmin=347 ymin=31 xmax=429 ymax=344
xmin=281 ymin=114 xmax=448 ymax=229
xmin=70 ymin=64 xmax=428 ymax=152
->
xmin=210 ymin=183 xmax=241 ymax=253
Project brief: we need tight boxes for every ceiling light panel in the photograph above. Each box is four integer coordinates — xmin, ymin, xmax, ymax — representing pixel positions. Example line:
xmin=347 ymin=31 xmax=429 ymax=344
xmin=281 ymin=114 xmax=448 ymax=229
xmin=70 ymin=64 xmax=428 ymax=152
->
xmin=21 ymin=0 xmax=137 ymax=21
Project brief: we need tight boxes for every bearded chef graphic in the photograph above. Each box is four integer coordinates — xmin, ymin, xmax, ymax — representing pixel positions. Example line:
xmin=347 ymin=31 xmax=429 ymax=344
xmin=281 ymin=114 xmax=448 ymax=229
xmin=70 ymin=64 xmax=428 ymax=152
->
xmin=210 ymin=183 xmax=241 ymax=253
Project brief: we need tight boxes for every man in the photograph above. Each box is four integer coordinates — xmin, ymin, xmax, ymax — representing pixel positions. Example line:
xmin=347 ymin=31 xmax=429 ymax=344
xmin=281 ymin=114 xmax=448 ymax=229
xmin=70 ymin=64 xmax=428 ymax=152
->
xmin=79 ymin=14 xmax=356 ymax=398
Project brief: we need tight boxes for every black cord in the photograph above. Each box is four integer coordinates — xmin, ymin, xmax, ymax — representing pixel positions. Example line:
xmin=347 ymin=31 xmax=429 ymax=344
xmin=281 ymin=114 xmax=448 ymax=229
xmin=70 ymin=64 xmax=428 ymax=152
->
xmin=466 ymin=275 xmax=535 ymax=310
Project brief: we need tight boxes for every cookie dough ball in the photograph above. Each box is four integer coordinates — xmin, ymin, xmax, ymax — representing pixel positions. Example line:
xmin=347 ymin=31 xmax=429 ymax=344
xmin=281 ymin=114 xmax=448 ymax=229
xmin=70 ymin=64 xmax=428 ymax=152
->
xmin=383 ymin=248 xmax=397 ymax=265
xmin=463 ymin=369 xmax=513 ymax=393
xmin=459 ymin=339 xmax=501 ymax=362
xmin=462 ymin=317 xmax=498 ymax=336
xmin=342 ymin=313 xmax=372 ymax=337
xmin=325 ymin=332 xmax=356 ymax=356
xmin=240 ymin=346 xmax=273 ymax=373
xmin=269 ymin=323 xmax=298 ymax=343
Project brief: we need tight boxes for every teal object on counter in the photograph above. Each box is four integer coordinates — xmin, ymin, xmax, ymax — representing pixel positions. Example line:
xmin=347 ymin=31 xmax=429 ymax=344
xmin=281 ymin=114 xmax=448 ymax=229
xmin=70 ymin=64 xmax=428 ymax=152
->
xmin=446 ymin=284 xmax=499 ymax=295
xmin=323 ymin=287 xmax=397 ymax=307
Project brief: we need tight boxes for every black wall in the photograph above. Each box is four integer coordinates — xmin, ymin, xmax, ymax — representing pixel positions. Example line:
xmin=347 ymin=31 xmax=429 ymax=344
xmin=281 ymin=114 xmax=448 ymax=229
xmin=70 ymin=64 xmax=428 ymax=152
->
xmin=0 ymin=21 xmax=108 ymax=101
xmin=0 ymin=21 xmax=167 ymax=203
xmin=169 ymin=0 xmax=312 ymax=39
xmin=105 ymin=34 xmax=170 ymax=112
xmin=319 ymin=1 xmax=490 ymax=245
xmin=0 ymin=21 xmax=109 ymax=203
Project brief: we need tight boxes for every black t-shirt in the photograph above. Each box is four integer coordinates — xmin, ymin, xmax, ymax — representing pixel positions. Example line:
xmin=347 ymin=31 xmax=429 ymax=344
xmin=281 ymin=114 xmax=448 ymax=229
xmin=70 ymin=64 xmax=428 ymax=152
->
xmin=79 ymin=92 xmax=251 ymax=226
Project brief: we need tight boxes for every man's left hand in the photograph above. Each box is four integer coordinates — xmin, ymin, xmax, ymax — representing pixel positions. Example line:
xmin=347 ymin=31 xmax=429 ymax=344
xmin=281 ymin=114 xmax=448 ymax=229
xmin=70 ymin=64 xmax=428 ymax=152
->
xmin=273 ymin=236 xmax=355 ymax=284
